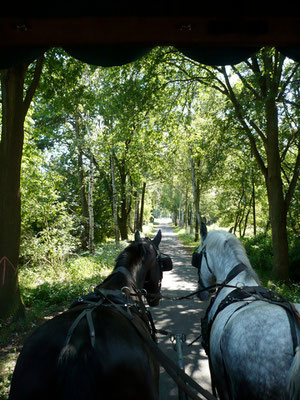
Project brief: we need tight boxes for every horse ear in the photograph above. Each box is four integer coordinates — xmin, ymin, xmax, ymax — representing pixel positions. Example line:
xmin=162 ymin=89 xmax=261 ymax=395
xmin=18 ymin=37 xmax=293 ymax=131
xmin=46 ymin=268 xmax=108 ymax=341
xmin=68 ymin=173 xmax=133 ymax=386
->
xmin=229 ymin=227 xmax=233 ymax=234
xmin=135 ymin=231 xmax=141 ymax=242
xmin=200 ymin=221 xmax=207 ymax=241
xmin=152 ymin=229 xmax=162 ymax=247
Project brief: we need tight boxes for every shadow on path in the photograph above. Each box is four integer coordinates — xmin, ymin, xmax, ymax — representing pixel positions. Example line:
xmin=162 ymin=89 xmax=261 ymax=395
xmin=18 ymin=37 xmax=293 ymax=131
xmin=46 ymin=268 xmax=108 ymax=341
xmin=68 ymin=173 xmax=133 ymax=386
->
xmin=150 ymin=220 xmax=212 ymax=399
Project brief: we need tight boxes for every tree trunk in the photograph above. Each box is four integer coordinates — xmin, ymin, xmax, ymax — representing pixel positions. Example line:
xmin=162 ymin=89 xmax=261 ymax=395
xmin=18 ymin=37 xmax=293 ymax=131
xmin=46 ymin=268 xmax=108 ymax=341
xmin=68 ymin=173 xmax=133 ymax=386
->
xmin=0 ymin=67 xmax=27 ymax=320
xmin=138 ymin=182 xmax=146 ymax=232
xmin=242 ymin=195 xmax=253 ymax=237
xmin=189 ymin=149 xmax=201 ymax=242
xmin=134 ymin=190 xmax=139 ymax=232
xmin=173 ymin=210 xmax=178 ymax=226
xmin=75 ymin=118 xmax=89 ymax=249
xmin=252 ymin=171 xmax=257 ymax=236
xmin=265 ymin=96 xmax=289 ymax=280
xmin=117 ymin=162 xmax=128 ymax=240
xmin=88 ymin=150 xmax=94 ymax=254
xmin=110 ymin=152 xmax=119 ymax=244
xmin=189 ymin=204 xmax=194 ymax=234
xmin=0 ymin=58 xmax=44 ymax=321
xmin=184 ymin=189 xmax=188 ymax=229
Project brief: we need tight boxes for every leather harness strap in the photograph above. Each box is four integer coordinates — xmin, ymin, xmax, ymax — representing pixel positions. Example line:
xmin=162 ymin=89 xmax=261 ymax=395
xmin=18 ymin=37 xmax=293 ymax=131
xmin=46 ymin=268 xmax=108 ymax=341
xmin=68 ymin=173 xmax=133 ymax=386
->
xmin=202 ymin=282 xmax=300 ymax=357
xmin=218 ymin=286 xmax=299 ymax=353
xmin=201 ymin=265 xmax=300 ymax=398
xmin=101 ymin=291 xmax=217 ymax=400
xmin=65 ymin=306 xmax=98 ymax=347
xmin=222 ymin=263 xmax=248 ymax=285
xmin=64 ymin=286 xmax=217 ymax=400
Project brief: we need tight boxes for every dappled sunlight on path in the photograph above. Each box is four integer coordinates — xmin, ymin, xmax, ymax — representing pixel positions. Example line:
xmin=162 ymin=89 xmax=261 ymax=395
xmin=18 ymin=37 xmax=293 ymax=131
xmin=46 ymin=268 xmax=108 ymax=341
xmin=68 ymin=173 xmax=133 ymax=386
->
xmin=151 ymin=219 xmax=212 ymax=399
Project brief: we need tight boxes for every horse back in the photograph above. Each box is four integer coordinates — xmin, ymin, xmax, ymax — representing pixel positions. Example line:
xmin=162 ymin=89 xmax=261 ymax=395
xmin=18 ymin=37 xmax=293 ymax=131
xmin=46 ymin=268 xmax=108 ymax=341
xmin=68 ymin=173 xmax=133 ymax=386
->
xmin=9 ymin=305 xmax=159 ymax=400
xmin=210 ymin=301 xmax=296 ymax=400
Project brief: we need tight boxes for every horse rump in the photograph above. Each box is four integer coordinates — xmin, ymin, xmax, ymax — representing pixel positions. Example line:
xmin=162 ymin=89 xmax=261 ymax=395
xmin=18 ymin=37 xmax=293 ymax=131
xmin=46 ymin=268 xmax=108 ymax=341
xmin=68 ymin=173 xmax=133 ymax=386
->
xmin=57 ymin=339 xmax=159 ymax=400
xmin=287 ymin=346 xmax=300 ymax=400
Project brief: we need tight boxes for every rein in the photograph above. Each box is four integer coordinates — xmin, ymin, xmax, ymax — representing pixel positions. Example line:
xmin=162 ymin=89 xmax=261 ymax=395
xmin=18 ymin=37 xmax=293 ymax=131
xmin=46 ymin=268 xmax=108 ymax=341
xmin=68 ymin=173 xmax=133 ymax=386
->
xmin=96 ymin=287 xmax=217 ymax=400
xmin=143 ymin=263 xmax=249 ymax=303
xmin=64 ymin=266 xmax=218 ymax=400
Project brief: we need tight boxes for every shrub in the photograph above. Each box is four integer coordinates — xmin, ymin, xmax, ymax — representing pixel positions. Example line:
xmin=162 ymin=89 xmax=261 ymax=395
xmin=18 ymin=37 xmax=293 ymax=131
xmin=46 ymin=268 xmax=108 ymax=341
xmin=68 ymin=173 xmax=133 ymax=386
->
xmin=241 ymin=233 xmax=273 ymax=271
xmin=20 ymin=207 xmax=79 ymax=269
xmin=19 ymin=241 xmax=126 ymax=309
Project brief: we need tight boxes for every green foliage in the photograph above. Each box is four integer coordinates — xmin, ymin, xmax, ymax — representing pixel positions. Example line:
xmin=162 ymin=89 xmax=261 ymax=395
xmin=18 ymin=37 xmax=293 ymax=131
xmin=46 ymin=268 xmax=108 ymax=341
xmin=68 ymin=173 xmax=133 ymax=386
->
xmin=17 ymin=47 xmax=300 ymax=278
xmin=264 ymin=280 xmax=300 ymax=303
xmin=242 ymin=234 xmax=300 ymax=281
xmin=241 ymin=234 xmax=273 ymax=271
xmin=20 ymin=132 xmax=80 ymax=268
xmin=19 ymin=241 xmax=126 ymax=308
xmin=173 ymin=226 xmax=200 ymax=250
xmin=0 ymin=370 xmax=13 ymax=400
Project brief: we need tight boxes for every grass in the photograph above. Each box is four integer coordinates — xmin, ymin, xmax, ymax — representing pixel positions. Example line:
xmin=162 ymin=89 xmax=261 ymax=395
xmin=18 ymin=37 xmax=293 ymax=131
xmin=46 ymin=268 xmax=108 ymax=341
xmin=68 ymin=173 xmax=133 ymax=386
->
xmin=19 ymin=242 xmax=125 ymax=309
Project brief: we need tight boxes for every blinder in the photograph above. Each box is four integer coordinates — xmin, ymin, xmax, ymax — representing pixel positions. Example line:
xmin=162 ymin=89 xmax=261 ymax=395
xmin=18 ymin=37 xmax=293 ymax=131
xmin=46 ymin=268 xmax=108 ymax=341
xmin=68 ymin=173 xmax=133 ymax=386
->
xmin=160 ymin=253 xmax=173 ymax=271
xmin=192 ymin=250 xmax=203 ymax=269
xmin=192 ymin=246 xmax=213 ymax=274
xmin=192 ymin=246 xmax=215 ymax=296
xmin=148 ymin=236 xmax=173 ymax=272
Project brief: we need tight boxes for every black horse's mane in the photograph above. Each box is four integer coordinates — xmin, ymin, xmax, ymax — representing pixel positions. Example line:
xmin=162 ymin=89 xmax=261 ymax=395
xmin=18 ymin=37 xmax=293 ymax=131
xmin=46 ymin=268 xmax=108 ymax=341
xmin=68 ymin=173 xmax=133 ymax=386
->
xmin=114 ymin=240 xmax=152 ymax=270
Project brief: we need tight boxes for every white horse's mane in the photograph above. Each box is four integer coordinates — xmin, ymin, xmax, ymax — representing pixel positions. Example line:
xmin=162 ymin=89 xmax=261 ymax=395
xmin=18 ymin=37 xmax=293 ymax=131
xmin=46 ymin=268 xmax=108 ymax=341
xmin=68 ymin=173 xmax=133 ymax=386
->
xmin=205 ymin=230 xmax=261 ymax=284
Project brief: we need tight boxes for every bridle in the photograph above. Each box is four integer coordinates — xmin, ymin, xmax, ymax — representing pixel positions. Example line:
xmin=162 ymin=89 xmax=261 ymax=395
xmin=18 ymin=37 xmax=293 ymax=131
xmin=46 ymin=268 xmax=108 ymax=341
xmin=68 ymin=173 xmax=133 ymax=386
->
xmin=107 ymin=237 xmax=172 ymax=305
xmin=192 ymin=245 xmax=215 ymax=294
xmin=194 ymin=245 xmax=213 ymax=274
xmin=143 ymin=237 xmax=172 ymax=303
xmin=145 ymin=237 xmax=173 ymax=272
xmin=192 ymin=245 xmax=250 ymax=297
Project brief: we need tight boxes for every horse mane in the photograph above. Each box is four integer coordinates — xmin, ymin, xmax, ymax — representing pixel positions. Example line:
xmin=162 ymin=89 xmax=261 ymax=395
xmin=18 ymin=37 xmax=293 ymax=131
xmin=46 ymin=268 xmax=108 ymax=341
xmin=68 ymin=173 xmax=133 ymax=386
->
xmin=206 ymin=230 xmax=261 ymax=284
xmin=114 ymin=240 xmax=151 ymax=270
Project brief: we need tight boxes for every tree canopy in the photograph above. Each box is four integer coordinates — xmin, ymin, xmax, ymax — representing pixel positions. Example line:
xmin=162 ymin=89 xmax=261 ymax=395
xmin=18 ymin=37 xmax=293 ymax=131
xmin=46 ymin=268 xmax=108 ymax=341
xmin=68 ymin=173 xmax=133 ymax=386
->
xmin=0 ymin=45 xmax=299 ymax=319
xmin=21 ymin=46 xmax=300 ymax=274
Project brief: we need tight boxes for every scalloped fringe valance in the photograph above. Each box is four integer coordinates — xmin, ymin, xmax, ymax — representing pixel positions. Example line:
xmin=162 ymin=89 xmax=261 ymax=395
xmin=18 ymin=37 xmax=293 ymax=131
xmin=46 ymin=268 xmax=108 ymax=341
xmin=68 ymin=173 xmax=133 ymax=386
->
xmin=0 ymin=45 xmax=299 ymax=70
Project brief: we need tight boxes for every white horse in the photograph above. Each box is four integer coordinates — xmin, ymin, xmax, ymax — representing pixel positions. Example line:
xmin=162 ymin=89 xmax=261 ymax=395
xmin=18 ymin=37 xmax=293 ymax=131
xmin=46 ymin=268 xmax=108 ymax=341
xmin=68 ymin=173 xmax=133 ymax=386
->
xmin=192 ymin=223 xmax=300 ymax=400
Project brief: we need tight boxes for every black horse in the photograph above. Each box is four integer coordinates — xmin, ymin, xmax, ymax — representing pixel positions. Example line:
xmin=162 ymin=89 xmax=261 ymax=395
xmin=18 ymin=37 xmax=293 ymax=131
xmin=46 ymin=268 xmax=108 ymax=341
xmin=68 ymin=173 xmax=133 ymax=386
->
xmin=9 ymin=230 xmax=172 ymax=400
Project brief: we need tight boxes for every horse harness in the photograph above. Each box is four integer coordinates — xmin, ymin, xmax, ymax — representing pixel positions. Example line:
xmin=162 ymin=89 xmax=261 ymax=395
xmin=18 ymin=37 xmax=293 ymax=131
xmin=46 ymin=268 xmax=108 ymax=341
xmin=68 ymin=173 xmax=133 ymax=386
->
xmin=64 ymin=266 xmax=158 ymax=348
xmin=201 ymin=264 xmax=300 ymax=358
xmin=63 ymin=265 xmax=217 ymax=400
xmin=192 ymin=245 xmax=215 ymax=295
xmin=64 ymin=237 xmax=173 ymax=349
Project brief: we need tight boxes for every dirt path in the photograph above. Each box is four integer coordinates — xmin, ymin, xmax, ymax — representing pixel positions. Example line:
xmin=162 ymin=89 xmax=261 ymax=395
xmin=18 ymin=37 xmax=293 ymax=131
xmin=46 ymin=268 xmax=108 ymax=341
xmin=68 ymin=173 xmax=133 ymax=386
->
xmin=151 ymin=219 xmax=212 ymax=399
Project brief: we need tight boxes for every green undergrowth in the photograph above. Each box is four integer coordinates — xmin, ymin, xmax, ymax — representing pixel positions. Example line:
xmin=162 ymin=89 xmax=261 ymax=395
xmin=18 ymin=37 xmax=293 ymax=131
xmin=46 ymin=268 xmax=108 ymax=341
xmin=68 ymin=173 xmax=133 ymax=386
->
xmin=19 ymin=241 xmax=126 ymax=310
xmin=174 ymin=225 xmax=300 ymax=304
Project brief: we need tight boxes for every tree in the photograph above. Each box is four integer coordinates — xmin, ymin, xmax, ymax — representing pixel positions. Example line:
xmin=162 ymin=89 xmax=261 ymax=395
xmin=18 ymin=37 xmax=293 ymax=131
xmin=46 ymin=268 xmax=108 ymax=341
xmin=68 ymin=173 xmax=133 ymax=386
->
xmin=167 ymin=47 xmax=299 ymax=279
xmin=33 ymin=50 xmax=100 ymax=248
xmin=92 ymin=56 xmax=169 ymax=239
xmin=219 ymin=50 xmax=299 ymax=279
xmin=0 ymin=56 xmax=44 ymax=320
xmin=20 ymin=132 xmax=79 ymax=269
